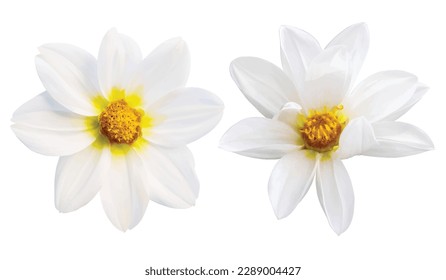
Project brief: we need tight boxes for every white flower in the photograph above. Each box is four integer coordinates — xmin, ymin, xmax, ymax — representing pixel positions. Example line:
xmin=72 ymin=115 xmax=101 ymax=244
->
xmin=220 ymin=23 xmax=433 ymax=235
xmin=12 ymin=29 xmax=224 ymax=231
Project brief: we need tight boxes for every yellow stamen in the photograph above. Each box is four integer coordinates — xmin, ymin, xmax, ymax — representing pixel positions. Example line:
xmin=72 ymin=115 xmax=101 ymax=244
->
xmin=298 ymin=105 xmax=347 ymax=153
xmin=99 ymin=99 xmax=142 ymax=145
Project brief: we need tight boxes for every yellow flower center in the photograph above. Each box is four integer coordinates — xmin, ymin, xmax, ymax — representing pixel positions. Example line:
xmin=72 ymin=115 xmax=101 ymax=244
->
xmin=298 ymin=105 xmax=347 ymax=153
xmin=99 ymin=99 xmax=142 ymax=145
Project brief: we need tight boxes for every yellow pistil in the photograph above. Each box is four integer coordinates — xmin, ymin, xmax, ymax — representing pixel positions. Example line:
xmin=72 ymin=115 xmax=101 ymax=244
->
xmin=99 ymin=99 xmax=142 ymax=145
xmin=298 ymin=105 xmax=347 ymax=154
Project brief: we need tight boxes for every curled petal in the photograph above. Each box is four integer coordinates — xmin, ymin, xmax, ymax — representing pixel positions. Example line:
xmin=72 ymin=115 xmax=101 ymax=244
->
xmin=220 ymin=117 xmax=300 ymax=159
xmin=268 ymin=150 xmax=317 ymax=219
xmin=316 ymin=159 xmax=354 ymax=235
xmin=273 ymin=102 xmax=302 ymax=128
xmin=363 ymin=121 xmax=434 ymax=157
xmin=145 ymin=87 xmax=223 ymax=147
xmin=337 ymin=117 xmax=377 ymax=159
xmin=230 ymin=57 xmax=299 ymax=118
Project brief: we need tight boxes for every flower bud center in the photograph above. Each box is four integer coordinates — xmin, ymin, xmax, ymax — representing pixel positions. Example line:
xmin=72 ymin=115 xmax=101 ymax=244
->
xmin=99 ymin=99 xmax=142 ymax=144
xmin=299 ymin=105 xmax=346 ymax=153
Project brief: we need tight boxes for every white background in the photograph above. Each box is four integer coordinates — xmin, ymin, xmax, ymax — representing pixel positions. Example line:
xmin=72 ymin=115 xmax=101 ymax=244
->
xmin=0 ymin=0 xmax=445 ymax=279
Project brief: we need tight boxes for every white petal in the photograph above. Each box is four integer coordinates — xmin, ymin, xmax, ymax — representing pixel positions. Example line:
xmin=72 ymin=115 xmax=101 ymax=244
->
xmin=220 ymin=117 xmax=300 ymax=159
xmin=316 ymin=159 xmax=354 ymax=235
xmin=36 ymin=44 xmax=100 ymax=116
xmin=145 ymin=87 xmax=223 ymax=147
xmin=55 ymin=145 xmax=111 ymax=212
xmin=337 ymin=117 xmax=377 ymax=159
xmin=326 ymin=23 xmax=369 ymax=83
xmin=363 ymin=121 xmax=434 ymax=157
xmin=230 ymin=57 xmax=299 ymax=118
xmin=345 ymin=71 xmax=419 ymax=122
xmin=11 ymin=124 xmax=95 ymax=156
xmin=273 ymin=102 xmax=302 ymax=128
xmin=11 ymin=92 xmax=96 ymax=156
xmin=100 ymin=151 xmax=149 ymax=231
xmin=12 ymin=92 xmax=91 ymax=131
xmin=279 ymin=25 xmax=322 ymax=95
xmin=268 ymin=150 xmax=317 ymax=219
xmin=381 ymin=84 xmax=428 ymax=121
xmin=97 ymin=29 xmax=142 ymax=95
xmin=129 ymin=37 xmax=190 ymax=106
xmin=138 ymin=145 xmax=198 ymax=208
xmin=302 ymin=46 xmax=351 ymax=110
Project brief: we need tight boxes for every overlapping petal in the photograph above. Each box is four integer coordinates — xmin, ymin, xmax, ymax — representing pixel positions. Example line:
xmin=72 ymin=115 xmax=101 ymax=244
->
xmin=220 ymin=117 xmax=300 ymax=159
xmin=145 ymin=87 xmax=223 ymax=147
xmin=36 ymin=44 xmax=100 ymax=116
xmin=302 ymin=46 xmax=352 ymax=110
xmin=279 ymin=25 xmax=322 ymax=94
xmin=363 ymin=121 xmax=434 ymax=157
xmin=11 ymin=92 xmax=96 ymax=156
xmin=55 ymin=145 xmax=111 ymax=212
xmin=268 ymin=150 xmax=317 ymax=219
xmin=98 ymin=28 xmax=142 ymax=95
xmin=381 ymin=84 xmax=428 ymax=121
xmin=326 ymin=23 xmax=369 ymax=83
xmin=273 ymin=102 xmax=302 ymax=128
xmin=345 ymin=71 xmax=419 ymax=122
xmin=129 ymin=37 xmax=190 ymax=106
xmin=316 ymin=159 xmax=354 ymax=235
xmin=337 ymin=117 xmax=376 ymax=159
xmin=137 ymin=145 xmax=198 ymax=208
xmin=230 ymin=57 xmax=298 ymax=118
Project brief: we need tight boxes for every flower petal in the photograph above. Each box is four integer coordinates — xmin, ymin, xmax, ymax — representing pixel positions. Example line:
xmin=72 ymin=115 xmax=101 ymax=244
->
xmin=273 ymin=101 xmax=302 ymax=128
xmin=129 ymin=37 xmax=190 ymax=106
xmin=363 ymin=121 xmax=434 ymax=157
xmin=337 ymin=117 xmax=377 ymax=159
xmin=326 ymin=23 xmax=369 ymax=83
xmin=145 ymin=87 xmax=223 ymax=147
xmin=11 ymin=124 xmax=95 ymax=156
xmin=97 ymin=28 xmax=142 ymax=95
xmin=229 ymin=57 xmax=299 ymax=118
xmin=137 ymin=145 xmax=198 ymax=208
xmin=302 ymin=46 xmax=352 ymax=110
xmin=345 ymin=71 xmax=419 ymax=122
xmin=100 ymin=150 xmax=149 ymax=231
xmin=381 ymin=84 xmax=428 ymax=121
xmin=11 ymin=92 xmax=96 ymax=156
xmin=316 ymin=159 xmax=354 ymax=235
xmin=12 ymin=92 xmax=92 ymax=131
xmin=279 ymin=25 xmax=322 ymax=95
xmin=55 ymin=145 xmax=111 ymax=212
xmin=220 ymin=117 xmax=300 ymax=159
xmin=36 ymin=44 xmax=100 ymax=116
xmin=268 ymin=150 xmax=317 ymax=219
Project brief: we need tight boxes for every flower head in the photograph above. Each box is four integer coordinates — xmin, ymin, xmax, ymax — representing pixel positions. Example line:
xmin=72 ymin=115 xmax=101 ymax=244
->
xmin=220 ymin=23 xmax=433 ymax=235
xmin=12 ymin=29 xmax=224 ymax=231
